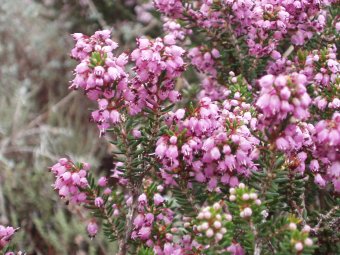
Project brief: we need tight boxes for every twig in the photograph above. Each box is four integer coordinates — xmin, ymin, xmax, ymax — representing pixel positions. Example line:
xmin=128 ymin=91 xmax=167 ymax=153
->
xmin=116 ymin=121 xmax=141 ymax=255
xmin=250 ymin=220 xmax=261 ymax=255
xmin=0 ymin=181 xmax=8 ymax=224
xmin=86 ymin=0 xmax=109 ymax=29
xmin=118 ymin=191 xmax=139 ymax=255
xmin=313 ymin=205 xmax=339 ymax=233
xmin=117 ymin=106 xmax=162 ymax=254
xmin=283 ymin=45 xmax=294 ymax=59
xmin=26 ymin=91 xmax=77 ymax=130
xmin=226 ymin=23 xmax=245 ymax=64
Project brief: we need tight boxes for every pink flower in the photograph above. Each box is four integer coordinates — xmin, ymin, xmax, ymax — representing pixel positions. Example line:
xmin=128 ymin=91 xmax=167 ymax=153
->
xmin=98 ymin=177 xmax=107 ymax=187
xmin=0 ymin=225 xmax=17 ymax=249
xmin=50 ymin=159 xmax=90 ymax=204
xmin=138 ymin=226 xmax=151 ymax=240
xmin=94 ymin=197 xmax=104 ymax=207
xmin=87 ymin=222 xmax=98 ymax=238
xmin=133 ymin=214 xmax=145 ymax=228
xmin=138 ymin=194 xmax=148 ymax=206
xmin=227 ymin=243 xmax=245 ymax=255
xmin=310 ymin=160 xmax=320 ymax=172
xmin=164 ymin=34 xmax=176 ymax=45
xmin=154 ymin=193 xmax=165 ymax=206
xmin=210 ymin=147 xmax=221 ymax=160
xmin=315 ymin=174 xmax=326 ymax=188
xmin=259 ymin=75 xmax=275 ymax=88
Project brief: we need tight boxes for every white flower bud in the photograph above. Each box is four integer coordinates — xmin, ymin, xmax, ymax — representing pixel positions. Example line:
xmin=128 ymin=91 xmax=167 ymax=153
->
xmin=197 ymin=212 xmax=204 ymax=220
xmin=202 ymin=206 xmax=210 ymax=212
xmin=204 ymin=211 xmax=212 ymax=219
xmin=229 ymin=71 xmax=235 ymax=77
xmin=242 ymin=193 xmax=250 ymax=201
xmin=201 ymin=222 xmax=209 ymax=231
xmin=302 ymin=225 xmax=311 ymax=233
xmin=250 ymin=193 xmax=258 ymax=200
xmin=295 ymin=242 xmax=303 ymax=251
xmin=244 ymin=207 xmax=252 ymax=217
xmin=213 ymin=221 xmax=222 ymax=229
xmin=229 ymin=188 xmax=236 ymax=194
xmin=255 ymin=199 xmax=262 ymax=205
xmin=289 ymin=223 xmax=297 ymax=231
xmin=240 ymin=211 xmax=245 ymax=218
xmin=94 ymin=44 xmax=102 ymax=51
xmin=184 ymin=222 xmax=190 ymax=228
xmin=196 ymin=225 xmax=202 ymax=232
xmin=229 ymin=195 xmax=236 ymax=201
xmin=231 ymin=77 xmax=237 ymax=83
xmin=213 ymin=202 xmax=221 ymax=210
xmin=304 ymin=238 xmax=313 ymax=247
xmin=238 ymin=183 xmax=245 ymax=189
xmin=215 ymin=233 xmax=223 ymax=241
xmin=216 ymin=214 xmax=222 ymax=220
xmin=206 ymin=228 xmax=214 ymax=238
xmin=225 ymin=214 xmax=233 ymax=221
xmin=220 ymin=227 xmax=227 ymax=234
xmin=261 ymin=210 xmax=268 ymax=218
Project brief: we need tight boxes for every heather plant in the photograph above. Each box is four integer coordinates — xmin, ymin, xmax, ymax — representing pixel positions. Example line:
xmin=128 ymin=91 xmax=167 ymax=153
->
xmin=1 ymin=0 xmax=340 ymax=255
xmin=0 ymin=0 xmax=159 ymax=254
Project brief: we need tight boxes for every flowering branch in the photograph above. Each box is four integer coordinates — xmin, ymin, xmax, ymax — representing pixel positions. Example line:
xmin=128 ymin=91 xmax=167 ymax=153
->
xmin=36 ymin=1 xmax=340 ymax=255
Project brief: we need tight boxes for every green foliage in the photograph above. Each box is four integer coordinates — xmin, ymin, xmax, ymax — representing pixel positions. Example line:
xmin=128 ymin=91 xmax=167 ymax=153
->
xmin=89 ymin=51 xmax=107 ymax=68
xmin=137 ymin=246 xmax=155 ymax=255
xmin=227 ymin=75 xmax=254 ymax=103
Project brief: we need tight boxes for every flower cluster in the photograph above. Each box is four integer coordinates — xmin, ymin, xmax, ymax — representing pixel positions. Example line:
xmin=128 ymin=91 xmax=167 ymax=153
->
xmin=256 ymin=73 xmax=311 ymax=127
xmin=128 ymin=37 xmax=185 ymax=114
xmin=311 ymin=113 xmax=340 ymax=191
xmin=275 ymin=122 xmax=313 ymax=173
xmin=287 ymin=222 xmax=314 ymax=252
xmin=267 ymin=44 xmax=339 ymax=95
xmin=187 ymin=44 xmax=226 ymax=103
xmin=156 ymin=0 xmax=336 ymax=58
xmin=193 ymin=202 xmax=231 ymax=243
xmin=229 ymin=183 xmax=262 ymax=219
xmin=70 ymin=31 xmax=186 ymax=135
xmin=223 ymin=0 xmax=333 ymax=57
xmin=275 ymin=112 xmax=340 ymax=191
xmin=0 ymin=225 xmax=17 ymax=250
xmin=50 ymin=158 xmax=90 ymax=204
xmin=266 ymin=45 xmax=339 ymax=113
xmin=131 ymin=193 xmax=183 ymax=254
xmin=310 ymin=46 xmax=339 ymax=87
xmin=188 ymin=47 xmax=220 ymax=77
xmin=156 ymin=97 xmax=259 ymax=190
xmin=198 ymin=76 xmax=230 ymax=101
xmin=154 ymin=0 xmax=184 ymax=19
xmin=70 ymin=30 xmax=129 ymax=134
xmin=163 ymin=18 xmax=191 ymax=41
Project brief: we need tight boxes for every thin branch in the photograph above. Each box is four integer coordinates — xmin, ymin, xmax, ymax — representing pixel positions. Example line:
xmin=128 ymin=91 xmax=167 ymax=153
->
xmin=283 ymin=45 xmax=294 ymax=59
xmin=0 ymin=181 xmax=8 ymax=224
xmin=86 ymin=0 xmax=109 ymax=29
xmin=313 ymin=205 xmax=339 ymax=233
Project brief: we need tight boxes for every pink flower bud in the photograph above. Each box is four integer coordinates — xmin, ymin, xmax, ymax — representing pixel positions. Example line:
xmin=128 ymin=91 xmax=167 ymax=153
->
xmin=98 ymin=177 xmax=107 ymax=187
xmin=94 ymin=197 xmax=104 ymax=207
xmin=87 ymin=222 xmax=98 ymax=238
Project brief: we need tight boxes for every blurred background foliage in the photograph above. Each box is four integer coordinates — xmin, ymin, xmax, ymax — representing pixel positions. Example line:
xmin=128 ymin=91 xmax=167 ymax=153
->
xmin=0 ymin=0 xmax=160 ymax=254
